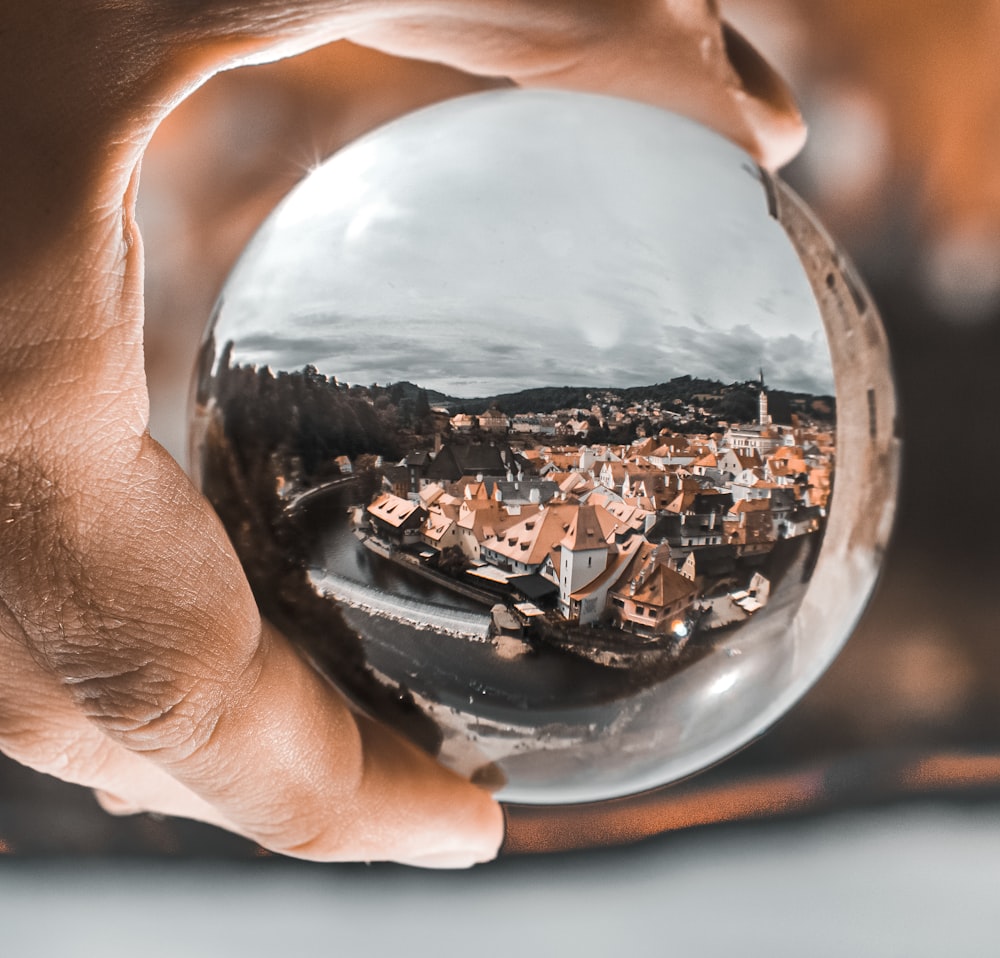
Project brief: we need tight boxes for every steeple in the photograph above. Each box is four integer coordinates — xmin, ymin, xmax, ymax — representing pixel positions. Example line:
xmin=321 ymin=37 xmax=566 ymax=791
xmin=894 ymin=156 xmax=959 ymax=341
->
xmin=758 ymin=369 xmax=771 ymax=427
xmin=558 ymin=504 xmax=610 ymax=618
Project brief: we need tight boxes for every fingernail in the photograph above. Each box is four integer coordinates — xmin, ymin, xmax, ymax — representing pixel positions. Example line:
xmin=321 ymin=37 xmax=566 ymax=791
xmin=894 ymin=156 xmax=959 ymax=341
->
xmin=721 ymin=23 xmax=796 ymax=114
xmin=721 ymin=21 xmax=807 ymax=169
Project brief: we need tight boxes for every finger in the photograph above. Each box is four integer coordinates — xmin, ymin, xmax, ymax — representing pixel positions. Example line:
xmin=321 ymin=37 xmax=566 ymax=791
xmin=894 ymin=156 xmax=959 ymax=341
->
xmin=92 ymin=775 xmax=244 ymax=835
xmin=8 ymin=1 xmax=805 ymax=231
xmin=0 ymin=614 xmax=243 ymax=835
xmin=1 ymin=625 xmax=307 ymax=843
xmin=305 ymin=1 xmax=806 ymax=168
xmin=491 ymin=5 xmax=807 ymax=169
xmin=3 ymin=422 xmax=501 ymax=864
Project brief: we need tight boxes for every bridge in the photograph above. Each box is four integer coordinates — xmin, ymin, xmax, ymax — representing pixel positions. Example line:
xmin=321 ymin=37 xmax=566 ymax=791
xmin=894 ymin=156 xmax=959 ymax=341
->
xmin=281 ymin=475 xmax=358 ymax=516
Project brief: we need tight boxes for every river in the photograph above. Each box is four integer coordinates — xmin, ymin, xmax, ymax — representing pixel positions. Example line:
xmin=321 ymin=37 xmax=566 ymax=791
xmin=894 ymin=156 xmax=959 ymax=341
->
xmin=298 ymin=485 xmax=662 ymax=715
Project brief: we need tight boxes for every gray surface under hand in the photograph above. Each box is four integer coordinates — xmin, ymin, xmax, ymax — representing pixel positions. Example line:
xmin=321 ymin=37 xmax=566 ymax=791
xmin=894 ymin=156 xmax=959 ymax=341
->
xmin=1 ymin=803 xmax=994 ymax=958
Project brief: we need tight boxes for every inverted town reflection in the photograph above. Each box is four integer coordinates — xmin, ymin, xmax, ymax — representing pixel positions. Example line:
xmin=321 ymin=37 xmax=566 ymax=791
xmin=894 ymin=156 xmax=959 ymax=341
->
xmin=191 ymin=90 xmax=893 ymax=804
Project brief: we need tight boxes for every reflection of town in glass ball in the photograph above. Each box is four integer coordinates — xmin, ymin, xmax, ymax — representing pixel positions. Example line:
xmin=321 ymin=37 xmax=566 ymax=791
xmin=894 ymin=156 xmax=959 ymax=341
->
xmin=190 ymin=91 xmax=897 ymax=804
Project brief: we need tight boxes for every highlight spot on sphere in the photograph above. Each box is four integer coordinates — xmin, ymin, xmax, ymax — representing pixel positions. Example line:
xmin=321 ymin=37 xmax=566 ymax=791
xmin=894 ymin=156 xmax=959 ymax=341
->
xmin=190 ymin=90 xmax=898 ymax=805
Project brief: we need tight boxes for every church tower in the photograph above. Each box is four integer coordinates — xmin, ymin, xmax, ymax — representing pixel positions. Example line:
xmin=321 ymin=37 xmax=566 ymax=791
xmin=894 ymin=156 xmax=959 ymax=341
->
xmin=558 ymin=504 xmax=610 ymax=618
xmin=758 ymin=369 xmax=772 ymax=427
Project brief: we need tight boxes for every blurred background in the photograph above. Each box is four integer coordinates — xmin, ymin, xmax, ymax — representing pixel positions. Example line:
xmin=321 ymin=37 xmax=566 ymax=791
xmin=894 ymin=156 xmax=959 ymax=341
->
xmin=4 ymin=1 xmax=1000 ymax=953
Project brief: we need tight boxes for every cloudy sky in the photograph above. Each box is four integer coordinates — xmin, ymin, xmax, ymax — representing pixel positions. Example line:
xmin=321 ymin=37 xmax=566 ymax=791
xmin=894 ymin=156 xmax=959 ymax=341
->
xmin=214 ymin=90 xmax=833 ymax=399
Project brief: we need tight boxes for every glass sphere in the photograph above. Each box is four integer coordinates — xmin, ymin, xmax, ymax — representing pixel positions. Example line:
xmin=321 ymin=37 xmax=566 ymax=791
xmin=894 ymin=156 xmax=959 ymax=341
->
xmin=190 ymin=90 xmax=898 ymax=805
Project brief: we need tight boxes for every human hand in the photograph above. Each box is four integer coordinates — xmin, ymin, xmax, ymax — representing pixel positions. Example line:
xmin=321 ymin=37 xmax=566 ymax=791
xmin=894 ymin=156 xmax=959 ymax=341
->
xmin=0 ymin=0 xmax=804 ymax=866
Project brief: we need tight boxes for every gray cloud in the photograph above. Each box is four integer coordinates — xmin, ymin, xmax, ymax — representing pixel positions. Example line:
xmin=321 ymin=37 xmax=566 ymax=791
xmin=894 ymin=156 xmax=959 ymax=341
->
xmin=216 ymin=90 xmax=834 ymax=399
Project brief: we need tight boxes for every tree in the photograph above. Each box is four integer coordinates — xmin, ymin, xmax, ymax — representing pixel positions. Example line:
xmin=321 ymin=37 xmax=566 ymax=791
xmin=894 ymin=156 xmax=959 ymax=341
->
xmin=438 ymin=545 xmax=469 ymax=579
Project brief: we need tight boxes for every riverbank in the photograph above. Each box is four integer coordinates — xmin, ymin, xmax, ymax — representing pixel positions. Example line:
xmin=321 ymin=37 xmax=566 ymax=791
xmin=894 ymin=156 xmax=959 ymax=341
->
xmin=310 ymin=568 xmax=492 ymax=641
xmin=359 ymin=533 xmax=499 ymax=606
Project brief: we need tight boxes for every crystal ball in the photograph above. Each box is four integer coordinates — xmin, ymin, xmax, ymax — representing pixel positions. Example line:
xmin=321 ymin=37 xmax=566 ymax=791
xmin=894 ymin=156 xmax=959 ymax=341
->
xmin=190 ymin=90 xmax=898 ymax=804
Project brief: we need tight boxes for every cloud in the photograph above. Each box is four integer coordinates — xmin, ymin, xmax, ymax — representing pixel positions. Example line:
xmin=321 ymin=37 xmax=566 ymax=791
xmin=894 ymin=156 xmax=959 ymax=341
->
xmin=216 ymin=90 xmax=835 ymax=400
xmin=231 ymin=310 xmax=832 ymax=399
